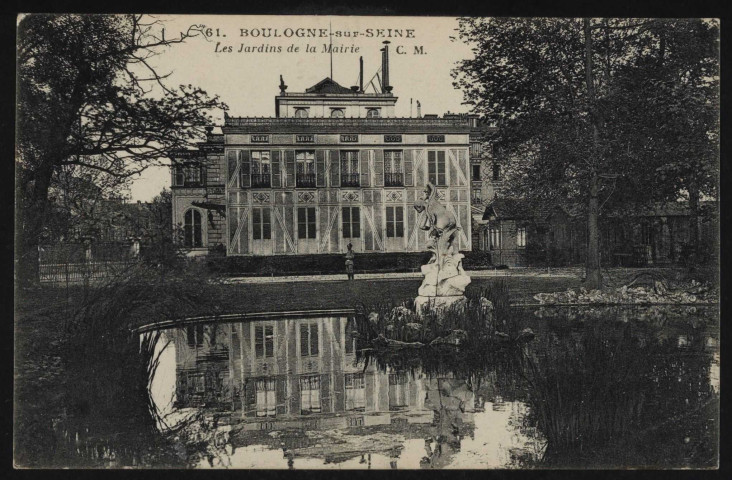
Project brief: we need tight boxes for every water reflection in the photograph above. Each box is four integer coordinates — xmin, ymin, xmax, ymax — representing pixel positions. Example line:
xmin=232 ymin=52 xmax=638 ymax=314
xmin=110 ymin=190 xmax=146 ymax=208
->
xmin=147 ymin=306 xmax=718 ymax=469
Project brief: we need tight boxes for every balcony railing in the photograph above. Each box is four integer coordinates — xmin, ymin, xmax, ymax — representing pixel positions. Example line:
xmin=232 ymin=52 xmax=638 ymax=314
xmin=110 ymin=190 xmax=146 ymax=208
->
xmin=251 ymin=174 xmax=271 ymax=188
xmin=384 ymin=173 xmax=403 ymax=187
xmin=296 ymin=173 xmax=316 ymax=188
xmin=225 ymin=117 xmax=471 ymax=127
xmin=341 ymin=173 xmax=360 ymax=187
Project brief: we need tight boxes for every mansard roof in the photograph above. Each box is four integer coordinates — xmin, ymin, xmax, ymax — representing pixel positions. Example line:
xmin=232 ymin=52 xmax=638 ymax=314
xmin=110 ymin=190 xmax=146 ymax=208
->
xmin=304 ymin=77 xmax=354 ymax=94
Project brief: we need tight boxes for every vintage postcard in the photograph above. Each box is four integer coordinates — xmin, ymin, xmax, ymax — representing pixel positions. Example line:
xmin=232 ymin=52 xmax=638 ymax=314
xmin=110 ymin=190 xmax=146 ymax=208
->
xmin=15 ymin=14 xmax=720 ymax=469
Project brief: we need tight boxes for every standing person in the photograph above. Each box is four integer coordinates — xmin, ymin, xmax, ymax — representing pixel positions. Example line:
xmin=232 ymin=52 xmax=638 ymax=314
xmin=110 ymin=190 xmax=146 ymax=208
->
xmin=345 ymin=242 xmax=355 ymax=280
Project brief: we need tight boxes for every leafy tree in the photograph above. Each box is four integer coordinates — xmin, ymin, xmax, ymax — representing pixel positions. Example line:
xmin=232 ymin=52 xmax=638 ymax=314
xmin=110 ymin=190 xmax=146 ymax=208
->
xmin=16 ymin=14 xmax=225 ymax=285
xmin=603 ymin=20 xmax=719 ymax=246
xmin=46 ymin=159 xmax=133 ymax=243
xmin=453 ymin=18 xmax=719 ymax=288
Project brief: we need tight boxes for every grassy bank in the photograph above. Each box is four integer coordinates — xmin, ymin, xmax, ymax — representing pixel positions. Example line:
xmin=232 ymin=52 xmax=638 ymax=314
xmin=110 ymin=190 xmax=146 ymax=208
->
xmin=14 ymin=263 xmax=228 ymax=467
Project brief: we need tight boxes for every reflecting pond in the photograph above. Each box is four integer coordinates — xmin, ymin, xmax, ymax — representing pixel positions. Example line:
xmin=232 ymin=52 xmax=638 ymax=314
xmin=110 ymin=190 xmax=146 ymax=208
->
xmin=139 ymin=305 xmax=718 ymax=469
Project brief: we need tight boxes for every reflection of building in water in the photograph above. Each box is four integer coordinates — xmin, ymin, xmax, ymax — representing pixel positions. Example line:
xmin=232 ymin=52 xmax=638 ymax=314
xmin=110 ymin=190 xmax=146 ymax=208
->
xmin=173 ymin=323 xmax=232 ymax=408
xmin=169 ymin=317 xmax=476 ymax=464
xmin=170 ymin=317 xmax=478 ymax=422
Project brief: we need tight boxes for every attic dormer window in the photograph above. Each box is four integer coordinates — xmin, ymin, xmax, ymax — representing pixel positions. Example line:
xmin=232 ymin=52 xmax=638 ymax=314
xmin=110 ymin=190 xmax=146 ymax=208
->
xmin=295 ymin=108 xmax=309 ymax=118
xmin=366 ymin=108 xmax=381 ymax=118
xmin=330 ymin=108 xmax=345 ymax=118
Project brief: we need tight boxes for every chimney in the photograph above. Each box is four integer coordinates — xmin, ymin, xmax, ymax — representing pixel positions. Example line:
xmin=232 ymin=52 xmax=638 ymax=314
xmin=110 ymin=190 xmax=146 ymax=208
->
xmin=417 ymin=100 xmax=421 ymax=118
xmin=382 ymin=41 xmax=392 ymax=93
xmin=359 ymin=56 xmax=364 ymax=93
xmin=279 ymin=75 xmax=288 ymax=93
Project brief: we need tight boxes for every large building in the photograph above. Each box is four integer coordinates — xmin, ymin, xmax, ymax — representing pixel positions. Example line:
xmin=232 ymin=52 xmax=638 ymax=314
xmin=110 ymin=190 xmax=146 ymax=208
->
xmin=170 ymin=43 xmax=499 ymax=258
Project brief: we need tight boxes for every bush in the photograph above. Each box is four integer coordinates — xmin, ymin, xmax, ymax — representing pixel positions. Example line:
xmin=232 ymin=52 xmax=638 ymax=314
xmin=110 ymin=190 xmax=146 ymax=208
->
xmin=206 ymin=252 xmax=432 ymax=276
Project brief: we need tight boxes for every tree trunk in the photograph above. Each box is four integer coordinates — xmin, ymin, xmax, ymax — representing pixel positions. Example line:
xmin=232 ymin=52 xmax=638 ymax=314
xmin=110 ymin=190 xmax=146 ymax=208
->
xmin=586 ymin=175 xmax=602 ymax=289
xmin=687 ymin=180 xmax=701 ymax=251
xmin=584 ymin=18 xmax=603 ymax=290
xmin=16 ymin=163 xmax=55 ymax=287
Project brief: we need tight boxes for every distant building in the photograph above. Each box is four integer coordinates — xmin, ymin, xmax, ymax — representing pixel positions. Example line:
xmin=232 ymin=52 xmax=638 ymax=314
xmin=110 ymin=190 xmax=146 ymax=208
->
xmin=169 ymin=43 xmax=502 ymax=257
xmin=477 ymin=197 xmax=718 ymax=267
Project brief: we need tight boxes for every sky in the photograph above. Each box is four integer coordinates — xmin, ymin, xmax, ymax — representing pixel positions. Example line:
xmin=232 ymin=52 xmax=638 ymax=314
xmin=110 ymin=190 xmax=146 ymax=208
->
xmin=129 ymin=15 xmax=473 ymax=201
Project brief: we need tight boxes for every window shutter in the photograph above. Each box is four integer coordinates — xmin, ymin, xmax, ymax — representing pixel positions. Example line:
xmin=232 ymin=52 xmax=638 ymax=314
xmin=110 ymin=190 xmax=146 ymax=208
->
xmin=255 ymin=325 xmax=264 ymax=358
xmin=311 ymin=324 xmax=319 ymax=355
xmin=240 ymin=150 xmax=251 ymax=188
xmin=359 ymin=150 xmax=370 ymax=187
xmin=300 ymin=323 xmax=309 ymax=356
xmin=316 ymin=150 xmax=326 ymax=187
xmin=227 ymin=150 xmax=238 ymax=188
xmin=415 ymin=150 xmax=426 ymax=187
xmin=285 ymin=150 xmax=295 ymax=187
xmin=373 ymin=150 xmax=384 ymax=187
xmin=404 ymin=150 xmax=414 ymax=186
xmin=272 ymin=150 xmax=282 ymax=187
xmin=244 ymin=378 xmax=256 ymax=417
xmin=320 ymin=373 xmax=331 ymax=413
xmin=276 ymin=376 xmax=287 ymax=415
xmin=308 ymin=207 xmax=316 ymax=239
xmin=459 ymin=149 xmax=469 ymax=186
xmin=329 ymin=150 xmax=340 ymax=187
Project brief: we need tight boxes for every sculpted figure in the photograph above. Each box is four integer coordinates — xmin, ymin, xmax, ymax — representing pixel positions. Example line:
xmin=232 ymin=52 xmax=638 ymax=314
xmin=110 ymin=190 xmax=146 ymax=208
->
xmin=413 ymin=182 xmax=471 ymax=311
xmin=414 ymin=182 xmax=457 ymax=235
xmin=414 ymin=182 xmax=460 ymax=260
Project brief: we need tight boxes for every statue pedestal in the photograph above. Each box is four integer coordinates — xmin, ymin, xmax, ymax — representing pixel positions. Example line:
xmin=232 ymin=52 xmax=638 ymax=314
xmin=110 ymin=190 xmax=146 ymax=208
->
xmin=415 ymin=295 xmax=468 ymax=314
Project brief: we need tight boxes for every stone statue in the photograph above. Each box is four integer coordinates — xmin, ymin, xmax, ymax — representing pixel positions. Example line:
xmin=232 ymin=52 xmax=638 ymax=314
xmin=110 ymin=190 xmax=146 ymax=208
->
xmin=413 ymin=182 xmax=471 ymax=312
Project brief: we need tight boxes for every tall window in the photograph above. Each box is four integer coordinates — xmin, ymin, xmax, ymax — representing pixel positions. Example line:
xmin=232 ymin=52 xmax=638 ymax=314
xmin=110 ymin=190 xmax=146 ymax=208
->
xmin=300 ymin=322 xmax=319 ymax=357
xmin=384 ymin=150 xmax=403 ymax=186
xmin=472 ymin=189 xmax=482 ymax=203
xmin=489 ymin=225 xmax=501 ymax=250
xmin=470 ymin=142 xmax=482 ymax=157
xmin=330 ymin=108 xmax=345 ymax=118
xmin=342 ymin=207 xmax=361 ymax=238
xmin=386 ymin=206 xmax=404 ymax=238
xmin=173 ymin=165 xmax=185 ymax=186
xmin=299 ymin=375 xmax=321 ymax=414
xmin=640 ymin=222 xmax=652 ymax=245
xmin=340 ymin=151 xmax=359 ymax=186
xmin=186 ymin=164 xmax=203 ymax=185
xmin=492 ymin=163 xmax=501 ymax=181
xmin=296 ymin=151 xmax=316 ymax=187
xmin=251 ymin=151 xmax=271 ymax=188
xmin=345 ymin=373 xmax=366 ymax=411
xmin=184 ymin=209 xmax=203 ymax=247
xmin=252 ymin=207 xmax=271 ymax=240
xmin=186 ymin=324 xmax=204 ymax=347
xmin=344 ymin=318 xmax=357 ymax=354
xmin=174 ymin=164 xmax=204 ymax=186
xmin=388 ymin=372 xmax=409 ymax=410
xmin=255 ymin=378 xmax=276 ymax=417
xmin=517 ymin=226 xmax=527 ymax=248
xmin=295 ymin=108 xmax=309 ymax=118
xmin=255 ymin=324 xmax=274 ymax=358
xmin=472 ymin=164 xmax=481 ymax=181
xmin=366 ymin=108 xmax=380 ymax=118
xmin=428 ymin=151 xmax=446 ymax=186
xmin=298 ymin=207 xmax=317 ymax=239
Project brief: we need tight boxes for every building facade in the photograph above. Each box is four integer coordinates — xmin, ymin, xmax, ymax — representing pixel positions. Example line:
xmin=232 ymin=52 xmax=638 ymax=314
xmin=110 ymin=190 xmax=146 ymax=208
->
xmin=170 ymin=44 xmax=497 ymax=258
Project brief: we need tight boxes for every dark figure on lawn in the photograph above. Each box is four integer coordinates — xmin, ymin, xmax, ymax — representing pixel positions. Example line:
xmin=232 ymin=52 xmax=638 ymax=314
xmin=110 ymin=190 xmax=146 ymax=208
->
xmin=345 ymin=243 xmax=355 ymax=280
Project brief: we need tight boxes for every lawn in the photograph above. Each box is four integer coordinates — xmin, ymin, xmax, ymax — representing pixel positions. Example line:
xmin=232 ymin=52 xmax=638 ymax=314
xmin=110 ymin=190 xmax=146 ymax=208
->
xmin=203 ymin=275 xmax=583 ymax=315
